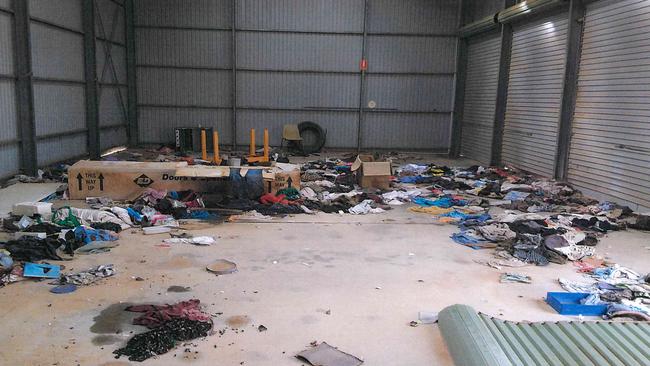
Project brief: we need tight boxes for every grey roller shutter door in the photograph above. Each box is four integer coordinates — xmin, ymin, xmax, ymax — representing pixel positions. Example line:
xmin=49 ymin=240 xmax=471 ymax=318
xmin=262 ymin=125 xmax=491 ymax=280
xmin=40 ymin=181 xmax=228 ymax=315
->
xmin=567 ymin=0 xmax=650 ymax=211
xmin=502 ymin=13 xmax=568 ymax=177
xmin=461 ymin=32 xmax=501 ymax=165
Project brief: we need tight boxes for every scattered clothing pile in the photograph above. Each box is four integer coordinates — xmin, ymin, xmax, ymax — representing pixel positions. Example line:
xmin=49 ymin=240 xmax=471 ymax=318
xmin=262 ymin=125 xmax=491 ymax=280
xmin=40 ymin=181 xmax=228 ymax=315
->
xmin=391 ymin=164 xmax=634 ymax=267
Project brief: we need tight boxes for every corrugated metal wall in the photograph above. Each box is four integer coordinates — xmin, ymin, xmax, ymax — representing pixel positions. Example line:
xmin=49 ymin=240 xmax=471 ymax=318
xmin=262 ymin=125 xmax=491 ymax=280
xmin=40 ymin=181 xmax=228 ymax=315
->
xmin=29 ymin=0 xmax=87 ymax=165
xmin=0 ymin=3 xmax=19 ymax=178
xmin=134 ymin=0 xmax=233 ymax=145
xmin=501 ymin=12 xmax=568 ymax=177
xmin=0 ymin=0 xmax=131 ymax=173
xmin=95 ymin=0 xmax=129 ymax=151
xmin=567 ymin=0 xmax=650 ymax=211
xmin=134 ymin=0 xmax=458 ymax=150
xmin=460 ymin=31 xmax=501 ymax=164
xmin=236 ymin=0 xmax=363 ymax=148
xmin=362 ymin=0 xmax=457 ymax=150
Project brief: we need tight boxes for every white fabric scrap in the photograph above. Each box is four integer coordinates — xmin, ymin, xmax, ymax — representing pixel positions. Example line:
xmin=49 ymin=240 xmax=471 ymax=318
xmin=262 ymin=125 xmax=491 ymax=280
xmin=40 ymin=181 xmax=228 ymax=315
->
xmin=300 ymin=187 xmax=317 ymax=199
xmin=323 ymin=191 xmax=362 ymax=201
xmin=558 ymin=278 xmax=599 ymax=293
xmin=163 ymin=236 xmax=216 ymax=246
xmin=554 ymin=245 xmax=595 ymax=261
xmin=349 ymin=200 xmax=385 ymax=215
xmin=60 ymin=207 xmax=131 ymax=230
xmin=561 ymin=230 xmax=587 ymax=246
xmin=500 ymin=182 xmax=533 ymax=193
xmin=493 ymin=211 xmax=547 ymax=223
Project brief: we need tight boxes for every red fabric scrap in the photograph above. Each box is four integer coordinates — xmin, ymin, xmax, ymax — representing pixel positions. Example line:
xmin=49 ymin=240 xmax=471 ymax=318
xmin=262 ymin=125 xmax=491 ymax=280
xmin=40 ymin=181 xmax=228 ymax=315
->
xmin=125 ymin=299 xmax=212 ymax=328
xmin=259 ymin=193 xmax=290 ymax=205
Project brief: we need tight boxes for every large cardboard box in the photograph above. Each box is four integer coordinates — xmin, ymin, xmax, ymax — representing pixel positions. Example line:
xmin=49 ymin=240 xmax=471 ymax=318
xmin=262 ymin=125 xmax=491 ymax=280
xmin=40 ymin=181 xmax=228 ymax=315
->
xmin=351 ymin=155 xmax=392 ymax=190
xmin=68 ymin=160 xmax=223 ymax=200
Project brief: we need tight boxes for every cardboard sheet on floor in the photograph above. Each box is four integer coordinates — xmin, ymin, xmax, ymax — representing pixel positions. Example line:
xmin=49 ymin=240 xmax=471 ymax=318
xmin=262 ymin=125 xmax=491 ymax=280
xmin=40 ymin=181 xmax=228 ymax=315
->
xmin=296 ymin=342 xmax=363 ymax=366
xmin=0 ymin=183 xmax=61 ymax=218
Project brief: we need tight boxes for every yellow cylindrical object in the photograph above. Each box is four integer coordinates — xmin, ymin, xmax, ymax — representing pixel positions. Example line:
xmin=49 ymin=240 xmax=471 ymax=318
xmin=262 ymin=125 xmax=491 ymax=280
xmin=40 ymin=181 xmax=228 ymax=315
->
xmin=250 ymin=129 xmax=256 ymax=156
xmin=212 ymin=131 xmax=220 ymax=164
xmin=263 ymin=128 xmax=269 ymax=158
xmin=201 ymin=129 xmax=207 ymax=161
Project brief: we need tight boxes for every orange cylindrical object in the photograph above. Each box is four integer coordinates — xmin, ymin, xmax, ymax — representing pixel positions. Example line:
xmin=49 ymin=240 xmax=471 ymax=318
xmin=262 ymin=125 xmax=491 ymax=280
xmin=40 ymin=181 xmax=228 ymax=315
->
xmin=213 ymin=131 xmax=220 ymax=164
xmin=263 ymin=128 xmax=269 ymax=158
xmin=201 ymin=129 xmax=207 ymax=161
xmin=250 ymin=129 xmax=256 ymax=156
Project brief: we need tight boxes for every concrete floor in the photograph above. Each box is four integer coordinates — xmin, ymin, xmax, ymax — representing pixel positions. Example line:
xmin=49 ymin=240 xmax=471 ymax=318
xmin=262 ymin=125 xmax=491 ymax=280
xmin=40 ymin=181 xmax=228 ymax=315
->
xmin=0 ymin=203 xmax=649 ymax=366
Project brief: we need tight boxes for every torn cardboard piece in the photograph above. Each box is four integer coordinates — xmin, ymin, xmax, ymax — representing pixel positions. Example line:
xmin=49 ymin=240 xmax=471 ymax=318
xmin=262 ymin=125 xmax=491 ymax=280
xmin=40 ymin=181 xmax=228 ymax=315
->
xmin=351 ymin=155 xmax=391 ymax=190
xmin=296 ymin=342 xmax=363 ymax=366
xmin=263 ymin=163 xmax=301 ymax=194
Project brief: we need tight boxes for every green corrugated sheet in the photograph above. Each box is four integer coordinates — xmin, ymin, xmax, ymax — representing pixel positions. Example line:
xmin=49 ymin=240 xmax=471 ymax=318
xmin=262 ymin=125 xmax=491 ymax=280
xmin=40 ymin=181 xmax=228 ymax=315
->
xmin=438 ymin=304 xmax=650 ymax=366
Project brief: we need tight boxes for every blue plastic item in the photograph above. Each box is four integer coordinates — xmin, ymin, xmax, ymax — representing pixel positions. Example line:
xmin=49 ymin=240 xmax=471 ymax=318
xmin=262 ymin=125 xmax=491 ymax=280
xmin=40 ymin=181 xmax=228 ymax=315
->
xmin=546 ymin=292 xmax=608 ymax=316
xmin=126 ymin=207 xmax=143 ymax=222
xmin=50 ymin=284 xmax=77 ymax=294
xmin=23 ymin=263 xmax=61 ymax=279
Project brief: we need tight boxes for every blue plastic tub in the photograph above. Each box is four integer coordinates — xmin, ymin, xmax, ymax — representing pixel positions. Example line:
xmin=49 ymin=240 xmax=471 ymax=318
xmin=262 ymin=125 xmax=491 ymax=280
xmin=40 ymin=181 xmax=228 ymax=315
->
xmin=546 ymin=292 xmax=608 ymax=316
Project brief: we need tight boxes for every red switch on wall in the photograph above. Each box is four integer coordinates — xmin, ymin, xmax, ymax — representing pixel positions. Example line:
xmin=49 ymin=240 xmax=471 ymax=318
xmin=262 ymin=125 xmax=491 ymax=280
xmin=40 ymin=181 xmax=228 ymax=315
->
xmin=360 ymin=58 xmax=368 ymax=71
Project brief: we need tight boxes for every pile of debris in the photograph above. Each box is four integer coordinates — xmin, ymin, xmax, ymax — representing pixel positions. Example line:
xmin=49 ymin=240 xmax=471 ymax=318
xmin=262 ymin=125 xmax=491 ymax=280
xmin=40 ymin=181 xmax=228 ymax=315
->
xmin=114 ymin=299 xmax=213 ymax=362
xmin=560 ymin=264 xmax=650 ymax=320
xmin=387 ymin=163 xmax=650 ymax=318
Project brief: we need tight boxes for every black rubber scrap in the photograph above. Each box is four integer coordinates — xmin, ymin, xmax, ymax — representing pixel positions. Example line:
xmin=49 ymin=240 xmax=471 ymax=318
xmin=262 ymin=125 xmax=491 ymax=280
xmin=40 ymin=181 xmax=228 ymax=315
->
xmin=298 ymin=121 xmax=326 ymax=154
xmin=113 ymin=318 xmax=212 ymax=362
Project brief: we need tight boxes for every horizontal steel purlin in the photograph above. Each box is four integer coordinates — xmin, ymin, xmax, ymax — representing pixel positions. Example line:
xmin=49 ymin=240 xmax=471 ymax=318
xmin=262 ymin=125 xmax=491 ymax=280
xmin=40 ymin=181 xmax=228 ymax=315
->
xmin=134 ymin=24 xmax=456 ymax=38
xmin=135 ymin=64 xmax=453 ymax=77
xmin=36 ymin=124 xmax=127 ymax=141
xmin=0 ymin=139 xmax=20 ymax=148
xmin=137 ymin=104 xmax=452 ymax=114
xmin=37 ymin=128 xmax=87 ymax=141
xmin=99 ymin=82 xmax=128 ymax=87
xmin=32 ymin=77 xmax=85 ymax=85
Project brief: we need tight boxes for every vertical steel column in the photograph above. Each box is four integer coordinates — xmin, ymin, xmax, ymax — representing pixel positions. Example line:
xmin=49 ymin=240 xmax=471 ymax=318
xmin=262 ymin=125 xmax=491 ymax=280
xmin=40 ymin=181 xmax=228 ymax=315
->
xmin=554 ymin=0 xmax=585 ymax=180
xmin=12 ymin=0 xmax=38 ymax=175
xmin=449 ymin=0 xmax=466 ymax=158
xmin=83 ymin=0 xmax=100 ymax=158
xmin=231 ymin=0 xmax=237 ymax=149
xmin=449 ymin=38 xmax=467 ymax=158
xmin=356 ymin=0 xmax=369 ymax=152
xmin=125 ymin=0 xmax=139 ymax=147
xmin=490 ymin=23 xmax=513 ymax=166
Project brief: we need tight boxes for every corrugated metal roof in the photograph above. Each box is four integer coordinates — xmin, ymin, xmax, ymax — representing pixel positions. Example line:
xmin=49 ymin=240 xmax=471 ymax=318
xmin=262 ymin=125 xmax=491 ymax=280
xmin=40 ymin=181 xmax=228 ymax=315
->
xmin=439 ymin=304 xmax=650 ymax=366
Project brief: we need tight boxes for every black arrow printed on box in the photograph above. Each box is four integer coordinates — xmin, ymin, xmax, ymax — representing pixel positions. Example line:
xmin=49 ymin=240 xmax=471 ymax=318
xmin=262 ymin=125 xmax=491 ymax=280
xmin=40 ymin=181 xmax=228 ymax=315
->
xmin=77 ymin=173 xmax=83 ymax=191
xmin=98 ymin=173 xmax=105 ymax=191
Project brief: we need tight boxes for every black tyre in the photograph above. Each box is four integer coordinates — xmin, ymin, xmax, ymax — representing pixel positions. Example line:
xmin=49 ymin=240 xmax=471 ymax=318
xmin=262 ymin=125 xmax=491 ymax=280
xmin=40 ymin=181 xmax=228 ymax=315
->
xmin=298 ymin=121 xmax=326 ymax=154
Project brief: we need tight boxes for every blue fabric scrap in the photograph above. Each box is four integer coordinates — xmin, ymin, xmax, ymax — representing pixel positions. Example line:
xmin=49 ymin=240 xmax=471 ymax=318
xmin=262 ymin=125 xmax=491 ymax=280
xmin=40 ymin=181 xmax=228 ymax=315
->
xmin=74 ymin=226 xmax=119 ymax=244
xmin=413 ymin=196 xmax=467 ymax=208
